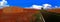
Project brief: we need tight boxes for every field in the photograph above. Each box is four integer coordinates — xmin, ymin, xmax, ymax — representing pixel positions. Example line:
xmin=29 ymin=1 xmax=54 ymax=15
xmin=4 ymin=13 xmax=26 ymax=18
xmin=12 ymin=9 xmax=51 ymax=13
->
xmin=0 ymin=6 xmax=42 ymax=22
xmin=0 ymin=6 xmax=60 ymax=22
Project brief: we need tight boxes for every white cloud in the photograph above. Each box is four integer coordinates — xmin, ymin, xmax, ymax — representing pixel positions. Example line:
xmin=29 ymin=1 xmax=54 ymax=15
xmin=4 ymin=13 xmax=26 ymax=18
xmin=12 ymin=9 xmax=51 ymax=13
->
xmin=0 ymin=0 xmax=9 ymax=9
xmin=25 ymin=5 xmax=43 ymax=10
xmin=42 ymin=4 xmax=52 ymax=9
xmin=31 ymin=5 xmax=43 ymax=9
xmin=25 ymin=4 xmax=52 ymax=10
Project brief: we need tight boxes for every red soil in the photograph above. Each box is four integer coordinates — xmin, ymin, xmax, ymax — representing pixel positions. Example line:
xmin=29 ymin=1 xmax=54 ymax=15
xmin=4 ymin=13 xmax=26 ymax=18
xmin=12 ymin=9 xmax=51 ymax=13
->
xmin=0 ymin=9 xmax=3 ymax=15
xmin=0 ymin=6 xmax=39 ymax=22
xmin=47 ymin=8 xmax=60 ymax=13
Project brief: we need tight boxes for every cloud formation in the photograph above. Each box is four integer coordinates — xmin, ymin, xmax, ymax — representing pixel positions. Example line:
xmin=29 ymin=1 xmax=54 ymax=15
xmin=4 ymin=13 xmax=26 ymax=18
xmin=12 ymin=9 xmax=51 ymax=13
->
xmin=0 ymin=0 xmax=9 ymax=9
xmin=25 ymin=4 xmax=52 ymax=10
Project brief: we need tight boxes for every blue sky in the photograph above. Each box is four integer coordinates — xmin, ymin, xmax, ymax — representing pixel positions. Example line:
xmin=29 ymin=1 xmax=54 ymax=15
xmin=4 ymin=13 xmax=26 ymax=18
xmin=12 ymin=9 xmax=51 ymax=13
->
xmin=0 ymin=0 xmax=60 ymax=8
